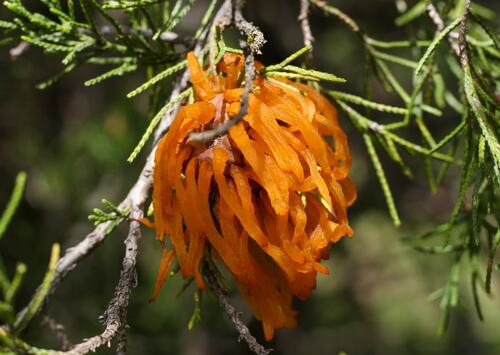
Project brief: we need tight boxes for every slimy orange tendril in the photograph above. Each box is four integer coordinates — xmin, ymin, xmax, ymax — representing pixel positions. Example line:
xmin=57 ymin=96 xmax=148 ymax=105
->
xmin=152 ymin=52 xmax=356 ymax=340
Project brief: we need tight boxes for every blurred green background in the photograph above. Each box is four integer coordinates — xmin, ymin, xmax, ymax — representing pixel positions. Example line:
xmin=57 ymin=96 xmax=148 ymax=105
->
xmin=1 ymin=0 xmax=499 ymax=354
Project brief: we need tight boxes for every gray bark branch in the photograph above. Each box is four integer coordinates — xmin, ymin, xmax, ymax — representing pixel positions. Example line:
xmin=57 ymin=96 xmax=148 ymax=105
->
xmin=62 ymin=208 xmax=143 ymax=355
xmin=205 ymin=266 xmax=272 ymax=355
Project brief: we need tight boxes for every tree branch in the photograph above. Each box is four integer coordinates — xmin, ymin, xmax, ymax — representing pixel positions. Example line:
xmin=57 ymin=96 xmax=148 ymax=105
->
xmin=233 ymin=0 xmax=266 ymax=54
xmin=309 ymin=0 xmax=360 ymax=33
xmin=299 ymin=0 xmax=314 ymax=65
xmin=204 ymin=266 xmax=272 ymax=355
xmin=62 ymin=207 xmax=142 ymax=355
xmin=457 ymin=0 xmax=472 ymax=67
xmin=426 ymin=3 xmax=461 ymax=57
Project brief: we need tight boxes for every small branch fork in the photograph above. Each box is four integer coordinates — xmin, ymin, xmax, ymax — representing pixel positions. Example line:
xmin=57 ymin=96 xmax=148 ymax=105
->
xmin=62 ymin=208 xmax=143 ymax=355
xmin=204 ymin=266 xmax=272 ymax=355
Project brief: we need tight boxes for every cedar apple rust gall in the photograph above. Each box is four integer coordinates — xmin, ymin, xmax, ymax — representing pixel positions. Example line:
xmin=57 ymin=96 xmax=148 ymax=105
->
xmin=151 ymin=52 xmax=356 ymax=340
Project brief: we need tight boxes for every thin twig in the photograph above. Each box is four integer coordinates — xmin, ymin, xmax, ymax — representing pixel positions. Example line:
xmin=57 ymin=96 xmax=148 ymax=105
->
xmin=62 ymin=321 xmax=118 ymax=354
xmin=41 ymin=311 xmax=72 ymax=351
xmin=233 ymin=0 xmax=266 ymax=54
xmin=115 ymin=326 xmax=128 ymax=355
xmin=426 ymin=3 xmax=460 ymax=57
xmin=204 ymin=266 xmax=272 ymax=355
xmin=299 ymin=0 xmax=314 ymax=65
xmin=62 ymin=208 xmax=142 ymax=355
xmin=310 ymin=0 xmax=359 ymax=32
xmin=458 ymin=0 xmax=472 ymax=67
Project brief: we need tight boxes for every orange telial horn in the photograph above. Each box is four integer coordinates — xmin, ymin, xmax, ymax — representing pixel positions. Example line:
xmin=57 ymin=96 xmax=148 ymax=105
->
xmin=152 ymin=51 xmax=356 ymax=340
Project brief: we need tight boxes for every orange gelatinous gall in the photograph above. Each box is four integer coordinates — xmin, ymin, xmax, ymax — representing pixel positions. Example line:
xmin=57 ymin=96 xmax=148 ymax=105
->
xmin=152 ymin=52 xmax=356 ymax=341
